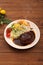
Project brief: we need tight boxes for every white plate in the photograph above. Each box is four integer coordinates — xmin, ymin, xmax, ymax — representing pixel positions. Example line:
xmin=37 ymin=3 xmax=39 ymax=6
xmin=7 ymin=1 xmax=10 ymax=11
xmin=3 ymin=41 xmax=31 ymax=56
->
xmin=4 ymin=19 xmax=40 ymax=49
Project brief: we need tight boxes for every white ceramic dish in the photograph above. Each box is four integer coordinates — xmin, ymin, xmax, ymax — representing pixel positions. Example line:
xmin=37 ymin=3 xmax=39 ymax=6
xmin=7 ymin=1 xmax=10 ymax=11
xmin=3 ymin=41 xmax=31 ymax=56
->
xmin=4 ymin=19 xmax=40 ymax=49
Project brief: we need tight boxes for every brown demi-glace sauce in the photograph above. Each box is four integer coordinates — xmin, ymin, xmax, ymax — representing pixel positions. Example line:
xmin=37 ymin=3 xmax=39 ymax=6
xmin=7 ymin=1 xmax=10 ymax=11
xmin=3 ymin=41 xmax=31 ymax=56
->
xmin=13 ymin=31 xmax=35 ymax=46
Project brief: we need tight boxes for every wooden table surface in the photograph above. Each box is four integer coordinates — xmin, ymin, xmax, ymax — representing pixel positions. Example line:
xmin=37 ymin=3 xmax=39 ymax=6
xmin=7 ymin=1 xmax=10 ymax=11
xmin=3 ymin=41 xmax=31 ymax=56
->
xmin=0 ymin=0 xmax=43 ymax=65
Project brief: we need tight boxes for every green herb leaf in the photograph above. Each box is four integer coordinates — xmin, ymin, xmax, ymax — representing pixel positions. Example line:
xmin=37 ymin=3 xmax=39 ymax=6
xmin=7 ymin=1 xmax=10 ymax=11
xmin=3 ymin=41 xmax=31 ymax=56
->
xmin=0 ymin=13 xmax=12 ymax=25
xmin=2 ymin=18 xmax=12 ymax=24
xmin=0 ymin=14 xmax=5 ymax=19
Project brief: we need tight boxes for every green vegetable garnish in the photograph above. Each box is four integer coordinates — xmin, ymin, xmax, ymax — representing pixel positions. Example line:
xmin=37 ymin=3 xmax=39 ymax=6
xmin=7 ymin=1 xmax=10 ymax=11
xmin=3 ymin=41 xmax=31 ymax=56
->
xmin=2 ymin=18 xmax=12 ymax=24
xmin=0 ymin=9 xmax=12 ymax=25
xmin=0 ymin=18 xmax=12 ymax=24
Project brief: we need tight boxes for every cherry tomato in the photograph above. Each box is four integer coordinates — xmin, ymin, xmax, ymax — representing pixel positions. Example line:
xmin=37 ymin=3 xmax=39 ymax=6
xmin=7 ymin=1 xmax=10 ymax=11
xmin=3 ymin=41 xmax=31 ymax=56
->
xmin=6 ymin=28 xmax=12 ymax=33
xmin=6 ymin=28 xmax=12 ymax=37
xmin=6 ymin=33 xmax=10 ymax=37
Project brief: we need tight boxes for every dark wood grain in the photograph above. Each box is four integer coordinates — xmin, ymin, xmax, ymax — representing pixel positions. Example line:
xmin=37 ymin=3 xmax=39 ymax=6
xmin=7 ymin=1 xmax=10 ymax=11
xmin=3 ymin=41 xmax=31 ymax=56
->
xmin=0 ymin=53 xmax=43 ymax=65
xmin=0 ymin=0 xmax=43 ymax=65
